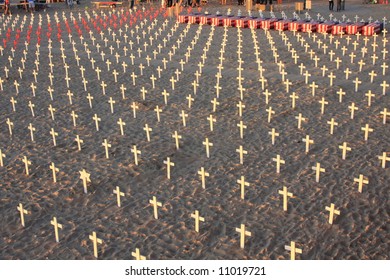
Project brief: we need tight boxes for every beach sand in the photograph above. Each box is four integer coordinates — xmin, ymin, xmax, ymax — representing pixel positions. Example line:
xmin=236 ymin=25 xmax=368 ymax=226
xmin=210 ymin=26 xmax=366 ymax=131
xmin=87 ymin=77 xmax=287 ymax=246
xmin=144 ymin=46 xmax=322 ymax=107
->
xmin=0 ymin=0 xmax=389 ymax=259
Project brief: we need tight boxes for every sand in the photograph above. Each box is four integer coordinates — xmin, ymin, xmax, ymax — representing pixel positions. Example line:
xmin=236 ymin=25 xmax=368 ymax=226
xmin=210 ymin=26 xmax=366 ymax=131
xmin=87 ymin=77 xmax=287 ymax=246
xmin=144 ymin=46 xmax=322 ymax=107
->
xmin=0 ymin=0 xmax=389 ymax=260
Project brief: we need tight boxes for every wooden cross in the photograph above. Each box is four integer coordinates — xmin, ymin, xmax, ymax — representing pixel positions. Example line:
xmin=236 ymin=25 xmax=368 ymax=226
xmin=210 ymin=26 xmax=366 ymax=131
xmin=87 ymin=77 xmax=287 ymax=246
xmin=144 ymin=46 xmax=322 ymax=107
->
xmin=10 ymin=97 xmax=17 ymax=112
xmin=0 ymin=149 xmax=6 ymax=167
xmin=108 ymin=97 xmax=116 ymax=114
xmin=50 ymin=128 xmax=58 ymax=146
xmin=378 ymin=152 xmax=389 ymax=168
xmin=28 ymin=101 xmax=35 ymax=117
xmin=295 ymin=113 xmax=306 ymax=129
xmin=162 ymin=89 xmax=170 ymax=105
xmin=272 ymin=155 xmax=285 ymax=174
xmin=235 ymin=224 xmax=251 ymax=249
xmin=237 ymin=176 xmax=250 ymax=200
xmin=285 ymin=241 xmax=302 ymax=260
xmin=236 ymin=145 xmax=248 ymax=165
xmin=172 ymin=131 xmax=182 ymax=150
xmin=319 ymin=98 xmax=328 ymax=114
xmin=131 ymin=145 xmax=141 ymax=165
xmin=198 ymin=167 xmax=209 ymax=189
xmin=50 ymin=162 xmax=59 ymax=183
xmin=312 ymin=163 xmax=325 ymax=183
xmin=144 ymin=124 xmax=152 ymax=142
xmin=75 ymin=135 xmax=84 ymax=151
xmin=327 ymin=118 xmax=338 ymax=135
xmin=6 ymin=118 xmax=14 ymax=136
xmin=348 ymin=103 xmax=358 ymax=119
xmin=17 ymin=203 xmax=29 ymax=227
xmin=207 ymin=115 xmax=216 ymax=132
xmin=361 ymin=124 xmax=373 ymax=141
xmin=237 ymin=121 xmax=247 ymax=139
xmin=149 ymin=196 xmax=162 ymax=219
xmin=50 ymin=217 xmax=63 ymax=242
xmin=354 ymin=174 xmax=369 ymax=193
xmin=187 ymin=95 xmax=194 ymax=109
xmin=339 ymin=142 xmax=351 ymax=160
xmin=116 ymin=118 xmax=126 ymax=136
xmin=132 ymin=248 xmax=146 ymax=260
xmin=353 ymin=77 xmax=361 ymax=92
xmin=164 ymin=157 xmax=175 ymax=179
xmin=289 ymin=92 xmax=299 ymax=108
xmin=278 ymin=186 xmax=293 ymax=211
xmin=263 ymin=89 xmax=272 ymax=104
xmin=284 ymin=79 xmax=292 ymax=92
xmin=22 ymin=156 xmax=31 ymax=175
xmin=191 ymin=210 xmax=205 ymax=233
xmin=102 ymin=139 xmax=111 ymax=159
xmin=79 ymin=169 xmax=91 ymax=194
xmin=336 ymin=88 xmax=346 ymax=103
xmin=237 ymin=101 xmax=245 ymax=117
xmin=266 ymin=107 xmax=275 ymax=123
xmin=268 ymin=128 xmax=279 ymax=145
xmin=93 ymin=114 xmax=101 ymax=131
xmin=380 ymin=108 xmax=390 ymax=124
xmin=365 ymin=90 xmax=375 ymax=107
xmin=70 ymin=111 xmax=78 ymax=127
xmin=113 ymin=186 xmax=125 ymax=207
xmin=203 ymin=138 xmax=213 ymax=158
xmin=67 ymin=90 xmax=73 ymax=105
xmin=325 ymin=203 xmax=340 ymax=224
xmin=154 ymin=106 xmax=162 ymax=122
xmin=302 ymin=135 xmax=314 ymax=153
xmin=381 ymin=81 xmax=389 ymax=96
xmin=89 ymin=231 xmax=103 ymax=258
xmin=180 ymin=111 xmax=188 ymax=127
xmin=28 ymin=123 xmax=36 ymax=142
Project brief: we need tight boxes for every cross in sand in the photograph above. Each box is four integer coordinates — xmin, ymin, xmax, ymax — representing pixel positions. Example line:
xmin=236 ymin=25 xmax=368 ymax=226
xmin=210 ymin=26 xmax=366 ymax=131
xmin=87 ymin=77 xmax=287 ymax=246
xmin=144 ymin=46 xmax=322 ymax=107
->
xmin=180 ymin=111 xmax=188 ymax=127
xmin=378 ymin=152 xmax=389 ymax=168
xmin=164 ymin=157 xmax=175 ymax=179
xmin=327 ymin=118 xmax=338 ymax=135
xmin=312 ymin=162 xmax=325 ymax=183
xmin=325 ymin=203 xmax=340 ymax=224
xmin=144 ymin=124 xmax=152 ymax=142
xmin=302 ymin=135 xmax=314 ymax=153
xmin=348 ymin=103 xmax=359 ymax=119
xmin=285 ymin=241 xmax=302 ymax=260
xmin=203 ymin=138 xmax=213 ymax=158
xmin=50 ymin=162 xmax=59 ymax=183
xmin=237 ymin=175 xmax=250 ymax=200
xmin=361 ymin=124 xmax=373 ymax=141
xmin=149 ymin=196 xmax=162 ymax=219
xmin=295 ymin=113 xmax=306 ymax=129
xmin=269 ymin=128 xmax=279 ymax=145
xmin=113 ymin=186 xmax=125 ymax=207
xmin=191 ymin=210 xmax=205 ymax=233
xmin=89 ymin=231 xmax=103 ymax=258
xmin=108 ymin=97 xmax=116 ymax=114
xmin=172 ymin=131 xmax=182 ymax=150
xmin=237 ymin=121 xmax=247 ymax=139
xmin=17 ymin=203 xmax=29 ymax=227
xmin=50 ymin=217 xmax=63 ymax=242
xmin=50 ymin=128 xmax=58 ymax=146
xmin=117 ymin=118 xmax=126 ymax=136
xmin=278 ymin=186 xmax=293 ymax=211
xmin=79 ymin=169 xmax=91 ymax=194
xmin=207 ymin=115 xmax=216 ymax=132
xmin=235 ymin=224 xmax=251 ymax=249
xmin=236 ymin=145 xmax=248 ymax=165
xmin=28 ymin=123 xmax=36 ymax=142
xmin=71 ymin=111 xmax=78 ymax=127
xmin=354 ymin=174 xmax=369 ymax=193
xmin=22 ymin=156 xmax=31 ymax=175
xmin=380 ymin=108 xmax=390 ymax=124
xmin=132 ymin=248 xmax=146 ymax=260
xmin=102 ymin=139 xmax=112 ymax=159
xmin=93 ymin=114 xmax=101 ymax=131
xmin=75 ymin=135 xmax=84 ymax=151
xmin=319 ymin=97 xmax=328 ymax=114
xmin=154 ymin=106 xmax=162 ymax=122
xmin=198 ymin=167 xmax=209 ymax=189
xmin=6 ymin=118 xmax=14 ymax=136
xmin=338 ymin=142 xmax=352 ymax=160
xmin=131 ymin=145 xmax=141 ymax=165
xmin=272 ymin=154 xmax=285 ymax=174
xmin=0 ymin=149 xmax=6 ymax=167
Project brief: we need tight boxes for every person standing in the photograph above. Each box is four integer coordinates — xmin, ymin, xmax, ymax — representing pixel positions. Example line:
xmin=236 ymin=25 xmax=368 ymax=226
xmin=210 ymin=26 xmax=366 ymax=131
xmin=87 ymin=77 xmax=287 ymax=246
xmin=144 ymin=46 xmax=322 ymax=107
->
xmin=329 ymin=0 xmax=334 ymax=11
xmin=341 ymin=0 xmax=345 ymax=10
xmin=336 ymin=0 xmax=341 ymax=11
xmin=28 ymin=0 xmax=35 ymax=12
xmin=4 ymin=0 xmax=11 ymax=15
xmin=130 ymin=0 xmax=134 ymax=9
